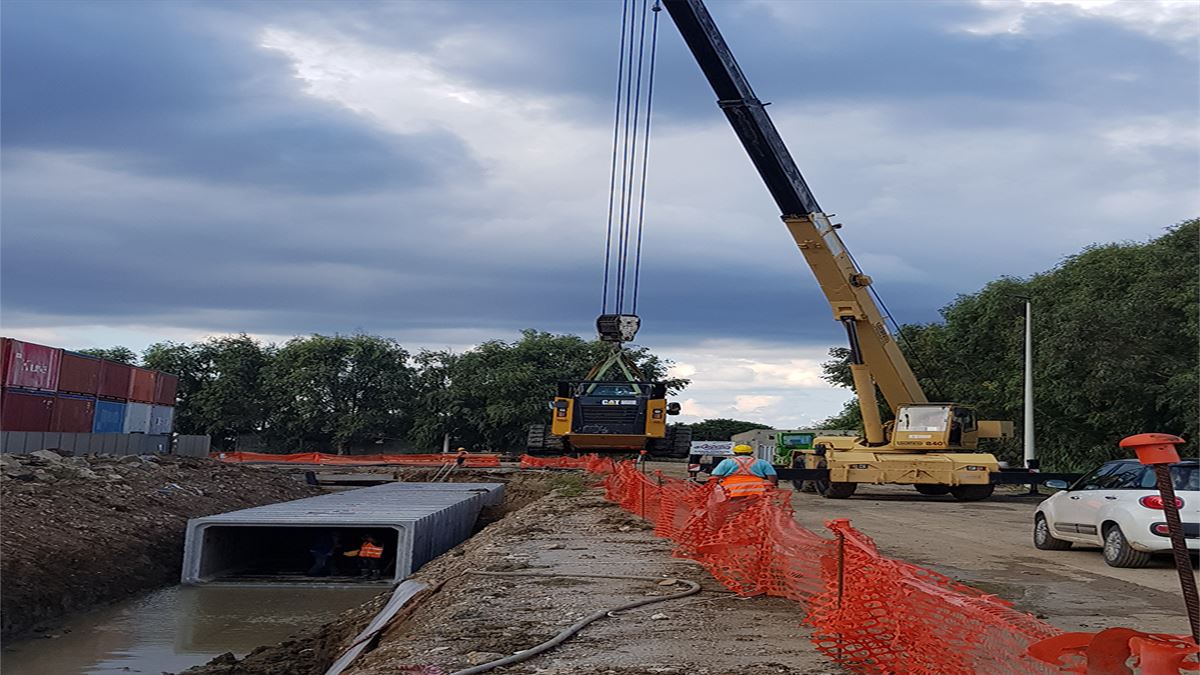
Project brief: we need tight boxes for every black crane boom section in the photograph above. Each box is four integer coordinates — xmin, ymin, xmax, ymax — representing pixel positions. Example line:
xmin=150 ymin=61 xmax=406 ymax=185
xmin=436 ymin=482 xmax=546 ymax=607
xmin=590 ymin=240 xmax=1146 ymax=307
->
xmin=660 ymin=0 xmax=820 ymax=217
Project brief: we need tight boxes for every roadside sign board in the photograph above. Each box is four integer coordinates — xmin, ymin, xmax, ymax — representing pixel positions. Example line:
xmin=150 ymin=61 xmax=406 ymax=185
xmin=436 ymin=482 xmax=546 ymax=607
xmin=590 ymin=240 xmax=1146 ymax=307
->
xmin=690 ymin=440 xmax=734 ymax=456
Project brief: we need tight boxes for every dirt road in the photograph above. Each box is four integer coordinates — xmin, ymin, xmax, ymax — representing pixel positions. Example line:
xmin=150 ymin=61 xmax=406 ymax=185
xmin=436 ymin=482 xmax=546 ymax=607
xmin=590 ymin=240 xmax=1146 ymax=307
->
xmin=645 ymin=461 xmax=1192 ymax=635
xmin=787 ymin=485 xmax=1193 ymax=634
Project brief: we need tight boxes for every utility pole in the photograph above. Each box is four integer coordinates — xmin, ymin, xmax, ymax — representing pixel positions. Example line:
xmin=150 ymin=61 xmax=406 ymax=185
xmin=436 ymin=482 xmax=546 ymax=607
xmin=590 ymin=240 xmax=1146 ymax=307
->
xmin=1023 ymin=298 xmax=1036 ymax=471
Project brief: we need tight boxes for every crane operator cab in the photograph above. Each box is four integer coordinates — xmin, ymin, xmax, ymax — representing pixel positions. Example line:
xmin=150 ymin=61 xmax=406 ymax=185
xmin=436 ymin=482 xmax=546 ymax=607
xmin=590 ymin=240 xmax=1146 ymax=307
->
xmin=892 ymin=404 xmax=980 ymax=450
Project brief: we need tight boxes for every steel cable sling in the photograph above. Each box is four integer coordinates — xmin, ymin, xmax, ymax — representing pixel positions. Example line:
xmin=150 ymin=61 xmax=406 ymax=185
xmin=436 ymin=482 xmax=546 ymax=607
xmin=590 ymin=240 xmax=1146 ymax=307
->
xmin=601 ymin=0 xmax=662 ymax=319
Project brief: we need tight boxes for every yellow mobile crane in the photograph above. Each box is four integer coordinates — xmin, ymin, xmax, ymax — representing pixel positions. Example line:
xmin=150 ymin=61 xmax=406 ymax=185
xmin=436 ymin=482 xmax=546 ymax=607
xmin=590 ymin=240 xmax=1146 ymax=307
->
xmin=661 ymin=0 xmax=1013 ymax=500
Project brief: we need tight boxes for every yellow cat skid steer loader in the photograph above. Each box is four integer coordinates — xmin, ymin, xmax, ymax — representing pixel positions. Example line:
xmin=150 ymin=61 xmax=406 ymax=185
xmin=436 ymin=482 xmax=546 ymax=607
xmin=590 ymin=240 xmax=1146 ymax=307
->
xmin=526 ymin=314 xmax=690 ymax=458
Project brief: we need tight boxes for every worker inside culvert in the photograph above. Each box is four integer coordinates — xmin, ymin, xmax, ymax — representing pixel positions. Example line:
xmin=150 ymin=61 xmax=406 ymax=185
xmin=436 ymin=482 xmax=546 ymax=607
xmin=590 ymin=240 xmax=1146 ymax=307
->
xmin=710 ymin=444 xmax=777 ymax=497
xmin=357 ymin=534 xmax=384 ymax=579
xmin=307 ymin=531 xmax=341 ymax=577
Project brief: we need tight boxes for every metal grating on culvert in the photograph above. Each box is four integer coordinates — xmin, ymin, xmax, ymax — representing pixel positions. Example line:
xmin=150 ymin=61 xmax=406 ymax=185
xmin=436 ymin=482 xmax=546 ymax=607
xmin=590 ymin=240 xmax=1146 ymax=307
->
xmin=181 ymin=482 xmax=504 ymax=585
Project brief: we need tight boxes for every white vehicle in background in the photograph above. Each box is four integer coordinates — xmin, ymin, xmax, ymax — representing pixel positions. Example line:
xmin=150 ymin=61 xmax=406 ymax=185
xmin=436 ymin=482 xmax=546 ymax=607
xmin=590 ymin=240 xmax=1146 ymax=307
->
xmin=1034 ymin=458 xmax=1199 ymax=568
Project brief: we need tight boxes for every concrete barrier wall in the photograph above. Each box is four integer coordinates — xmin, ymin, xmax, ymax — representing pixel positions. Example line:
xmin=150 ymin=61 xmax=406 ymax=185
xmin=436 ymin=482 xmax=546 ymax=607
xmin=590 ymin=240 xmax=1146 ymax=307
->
xmin=0 ymin=432 xmax=210 ymax=457
xmin=173 ymin=435 xmax=212 ymax=457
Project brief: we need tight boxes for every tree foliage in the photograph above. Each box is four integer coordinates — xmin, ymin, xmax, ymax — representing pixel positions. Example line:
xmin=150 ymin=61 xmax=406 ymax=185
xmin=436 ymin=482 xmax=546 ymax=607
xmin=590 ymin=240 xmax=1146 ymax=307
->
xmin=143 ymin=335 xmax=272 ymax=445
xmin=265 ymin=335 xmax=414 ymax=453
xmin=78 ymin=346 xmax=138 ymax=365
xmin=407 ymin=330 xmax=686 ymax=452
xmin=687 ymin=418 xmax=771 ymax=441
xmin=139 ymin=329 xmax=686 ymax=454
xmin=819 ymin=220 xmax=1199 ymax=471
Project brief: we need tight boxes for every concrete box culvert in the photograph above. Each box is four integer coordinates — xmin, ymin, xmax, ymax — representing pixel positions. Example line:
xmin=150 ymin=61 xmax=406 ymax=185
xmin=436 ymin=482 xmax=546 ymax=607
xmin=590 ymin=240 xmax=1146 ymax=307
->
xmin=181 ymin=482 xmax=504 ymax=585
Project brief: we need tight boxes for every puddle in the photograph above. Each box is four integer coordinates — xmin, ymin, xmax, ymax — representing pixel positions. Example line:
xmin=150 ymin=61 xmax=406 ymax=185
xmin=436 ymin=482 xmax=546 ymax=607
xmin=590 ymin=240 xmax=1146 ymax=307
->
xmin=1 ymin=585 xmax=381 ymax=674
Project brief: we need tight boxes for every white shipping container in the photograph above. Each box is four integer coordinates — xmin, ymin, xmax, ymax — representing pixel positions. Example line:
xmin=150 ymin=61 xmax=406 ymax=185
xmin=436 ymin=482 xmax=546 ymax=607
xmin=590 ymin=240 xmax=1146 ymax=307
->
xmin=123 ymin=401 xmax=152 ymax=434
xmin=149 ymin=405 xmax=175 ymax=435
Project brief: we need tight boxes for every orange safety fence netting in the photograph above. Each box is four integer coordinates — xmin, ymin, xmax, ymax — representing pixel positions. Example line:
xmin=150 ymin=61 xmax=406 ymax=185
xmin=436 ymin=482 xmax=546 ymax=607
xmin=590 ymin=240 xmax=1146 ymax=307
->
xmin=519 ymin=454 xmax=617 ymax=473
xmin=212 ymin=451 xmax=501 ymax=467
xmin=532 ymin=455 xmax=1196 ymax=675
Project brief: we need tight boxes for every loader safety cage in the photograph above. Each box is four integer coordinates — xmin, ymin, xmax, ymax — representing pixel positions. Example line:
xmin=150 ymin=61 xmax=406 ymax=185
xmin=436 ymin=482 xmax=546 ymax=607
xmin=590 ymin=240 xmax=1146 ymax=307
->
xmin=556 ymin=380 xmax=669 ymax=398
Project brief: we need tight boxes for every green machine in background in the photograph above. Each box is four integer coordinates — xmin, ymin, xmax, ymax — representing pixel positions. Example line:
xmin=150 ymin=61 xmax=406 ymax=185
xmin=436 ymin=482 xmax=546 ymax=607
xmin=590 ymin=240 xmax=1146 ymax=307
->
xmin=729 ymin=428 xmax=858 ymax=468
xmin=774 ymin=431 xmax=818 ymax=467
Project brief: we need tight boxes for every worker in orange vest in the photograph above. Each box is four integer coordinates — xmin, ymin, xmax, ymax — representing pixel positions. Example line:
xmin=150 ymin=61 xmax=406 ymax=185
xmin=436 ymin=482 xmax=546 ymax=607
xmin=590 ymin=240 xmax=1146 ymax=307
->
xmin=356 ymin=534 xmax=384 ymax=579
xmin=711 ymin=444 xmax=777 ymax=497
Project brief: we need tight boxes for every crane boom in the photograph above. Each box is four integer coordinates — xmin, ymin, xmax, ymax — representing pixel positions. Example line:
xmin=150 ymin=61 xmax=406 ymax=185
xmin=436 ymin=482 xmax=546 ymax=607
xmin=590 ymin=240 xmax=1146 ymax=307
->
xmin=661 ymin=0 xmax=927 ymax=444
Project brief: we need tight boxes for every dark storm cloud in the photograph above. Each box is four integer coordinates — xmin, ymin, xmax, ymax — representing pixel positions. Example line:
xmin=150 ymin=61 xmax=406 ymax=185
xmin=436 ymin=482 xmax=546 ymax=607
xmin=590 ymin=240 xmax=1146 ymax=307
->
xmin=0 ymin=0 xmax=476 ymax=193
xmin=265 ymin=0 xmax=1194 ymax=129
xmin=1 ymin=0 xmax=1195 ymax=348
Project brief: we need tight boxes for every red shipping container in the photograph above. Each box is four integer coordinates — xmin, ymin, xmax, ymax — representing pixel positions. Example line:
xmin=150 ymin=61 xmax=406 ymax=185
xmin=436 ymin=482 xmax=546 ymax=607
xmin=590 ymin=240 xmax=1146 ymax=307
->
xmin=98 ymin=360 xmax=132 ymax=400
xmin=154 ymin=372 xmax=179 ymax=406
xmin=51 ymin=394 xmax=95 ymax=432
xmin=1 ymin=388 xmax=55 ymax=431
xmin=58 ymin=352 xmax=102 ymax=396
xmin=128 ymin=367 xmax=156 ymax=403
xmin=1 ymin=338 xmax=61 ymax=392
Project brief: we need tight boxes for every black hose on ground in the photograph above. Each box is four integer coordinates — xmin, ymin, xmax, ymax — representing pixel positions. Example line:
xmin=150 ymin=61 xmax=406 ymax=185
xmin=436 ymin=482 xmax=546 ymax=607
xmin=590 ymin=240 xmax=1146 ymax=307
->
xmin=448 ymin=570 xmax=703 ymax=675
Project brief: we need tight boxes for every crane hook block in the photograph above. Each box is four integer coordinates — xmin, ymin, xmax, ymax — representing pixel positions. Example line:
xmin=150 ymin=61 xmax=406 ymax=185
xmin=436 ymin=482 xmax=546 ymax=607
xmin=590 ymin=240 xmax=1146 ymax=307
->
xmin=597 ymin=314 xmax=641 ymax=343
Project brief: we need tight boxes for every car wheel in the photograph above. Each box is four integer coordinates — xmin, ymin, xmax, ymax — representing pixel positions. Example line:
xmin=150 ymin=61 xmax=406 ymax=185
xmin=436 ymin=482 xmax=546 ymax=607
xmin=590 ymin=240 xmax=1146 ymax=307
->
xmin=1033 ymin=514 xmax=1071 ymax=550
xmin=914 ymin=484 xmax=951 ymax=496
xmin=1102 ymin=525 xmax=1152 ymax=568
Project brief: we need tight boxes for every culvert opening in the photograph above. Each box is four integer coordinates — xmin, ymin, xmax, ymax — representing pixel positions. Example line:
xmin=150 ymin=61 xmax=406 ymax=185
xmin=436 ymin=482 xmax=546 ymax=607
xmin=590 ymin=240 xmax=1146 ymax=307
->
xmin=181 ymin=482 xmax=507 ymax=585
xmin=195 ymin=525 xmax=403 ymax=583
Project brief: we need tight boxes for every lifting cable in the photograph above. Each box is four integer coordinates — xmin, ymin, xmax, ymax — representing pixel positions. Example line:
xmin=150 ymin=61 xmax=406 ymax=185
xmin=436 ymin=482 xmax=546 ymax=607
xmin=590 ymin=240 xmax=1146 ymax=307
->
xmin=844 ymin=247 xmax=948 ymax=401
xmin=602 ymin=0 xmax=661 ymax=317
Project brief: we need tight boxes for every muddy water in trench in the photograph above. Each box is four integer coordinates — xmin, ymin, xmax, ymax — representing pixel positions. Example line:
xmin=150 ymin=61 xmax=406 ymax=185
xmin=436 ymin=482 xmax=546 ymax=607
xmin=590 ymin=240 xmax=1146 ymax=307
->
xmin=1 ymin=585 xmax=381 ymax=674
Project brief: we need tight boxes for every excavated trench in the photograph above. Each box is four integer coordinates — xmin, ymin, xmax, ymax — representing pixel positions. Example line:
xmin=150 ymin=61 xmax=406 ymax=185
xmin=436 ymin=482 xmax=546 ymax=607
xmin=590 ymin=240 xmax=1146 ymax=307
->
xmin=1 ymin=469 xmax=572 ymax=675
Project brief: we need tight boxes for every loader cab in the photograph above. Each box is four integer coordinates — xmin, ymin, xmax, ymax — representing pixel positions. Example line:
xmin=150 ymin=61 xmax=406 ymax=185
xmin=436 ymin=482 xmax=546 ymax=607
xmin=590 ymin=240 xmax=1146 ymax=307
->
xmin=891 ymin=404 xmax=979 ymax=450
xmin=551 ymin=380 xmax=669 ymax=439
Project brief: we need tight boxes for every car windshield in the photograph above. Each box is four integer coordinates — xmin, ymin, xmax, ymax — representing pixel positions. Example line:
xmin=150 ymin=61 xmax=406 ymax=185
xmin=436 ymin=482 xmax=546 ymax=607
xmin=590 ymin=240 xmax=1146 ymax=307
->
xmin=1073 ymin=462 xmax=1199 ymax=491
xmin=1137 ymin=464 xmax=1200 ymax=491
xmin=896 ymin=406 xmax=949 ymax=432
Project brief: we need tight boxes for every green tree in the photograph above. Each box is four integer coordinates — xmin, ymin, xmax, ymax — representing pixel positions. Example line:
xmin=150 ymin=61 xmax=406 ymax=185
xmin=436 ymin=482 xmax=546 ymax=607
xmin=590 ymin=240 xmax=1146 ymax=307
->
xmin=142 ymin=341 xmax=204 ymax=434
xmin=78 ymin=346 xmax=138 ymax=365
xmin=264 ymin=334 xmax=414 ymax=453
xmin=687 ymin=418 xmax=771 ymax=441
xmin=818 ymin=219 xmax=1199 ymax=470
xmin=410 ymin=330 xmax=687 ymax=453
xmin=408 ymin=349 xmax=464 ymax=451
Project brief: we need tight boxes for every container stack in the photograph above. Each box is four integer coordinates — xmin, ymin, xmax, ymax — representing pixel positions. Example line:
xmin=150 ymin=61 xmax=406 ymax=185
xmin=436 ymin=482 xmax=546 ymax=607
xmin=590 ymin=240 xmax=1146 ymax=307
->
xmin=0 ymin=338 xmax=179 ymax=435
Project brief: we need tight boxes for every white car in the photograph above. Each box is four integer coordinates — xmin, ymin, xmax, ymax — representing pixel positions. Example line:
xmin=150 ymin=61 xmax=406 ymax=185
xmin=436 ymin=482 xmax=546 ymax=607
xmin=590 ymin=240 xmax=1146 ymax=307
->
xmin=1034 ymin=458 xmax=1199 ymax=568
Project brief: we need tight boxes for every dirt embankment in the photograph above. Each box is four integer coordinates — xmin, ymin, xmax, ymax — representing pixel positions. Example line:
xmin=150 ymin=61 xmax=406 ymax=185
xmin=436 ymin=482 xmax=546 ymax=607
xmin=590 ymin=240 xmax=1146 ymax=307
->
xmin=0 ymin=451 xmax=320 ymax=639
xmin=186 ymin=474 xmax=834 ymax=675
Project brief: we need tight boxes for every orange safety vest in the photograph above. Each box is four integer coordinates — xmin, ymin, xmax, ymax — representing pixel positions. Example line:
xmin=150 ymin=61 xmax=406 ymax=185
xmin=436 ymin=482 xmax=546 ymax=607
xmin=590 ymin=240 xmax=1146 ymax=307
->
xmin=720 ymin=456 xmax=769 ymax=498
xmin=359 ymin=542 xmax=384 ymax=559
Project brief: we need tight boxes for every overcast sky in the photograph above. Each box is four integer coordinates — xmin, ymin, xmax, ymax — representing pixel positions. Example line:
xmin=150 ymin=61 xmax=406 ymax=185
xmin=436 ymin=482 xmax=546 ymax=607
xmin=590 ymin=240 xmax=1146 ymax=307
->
xmin=2 ymin=0 xmax=1197 ymax=428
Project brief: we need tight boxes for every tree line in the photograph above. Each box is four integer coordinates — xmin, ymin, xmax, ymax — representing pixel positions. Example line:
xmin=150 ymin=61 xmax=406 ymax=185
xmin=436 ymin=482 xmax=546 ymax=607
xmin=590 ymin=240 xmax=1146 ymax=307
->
xmin=86 ymin=219 xmax=1194 ymax=465
xmin=119 ymin=330 xmax=684 ymax=453
xmin=819 ymin=219 xmax=1198 ymax=471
